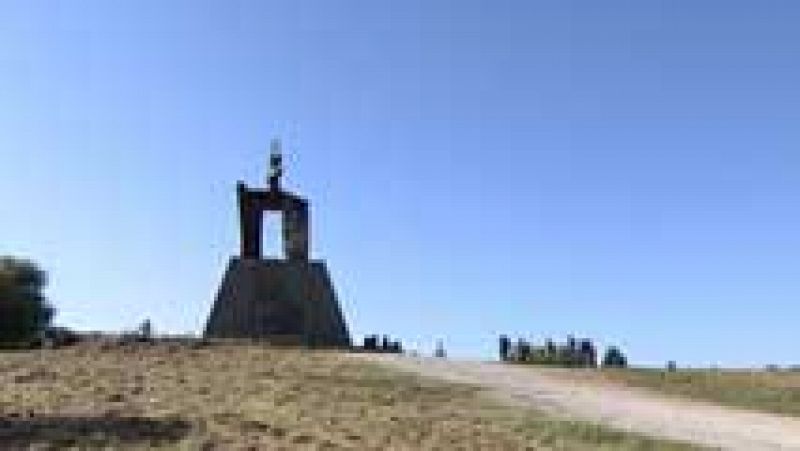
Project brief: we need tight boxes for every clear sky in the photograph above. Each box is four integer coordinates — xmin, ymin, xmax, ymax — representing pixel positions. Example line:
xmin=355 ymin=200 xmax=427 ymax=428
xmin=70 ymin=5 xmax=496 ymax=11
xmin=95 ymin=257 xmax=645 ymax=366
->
xmin=1 ymin=2 xmax=798 ymax=366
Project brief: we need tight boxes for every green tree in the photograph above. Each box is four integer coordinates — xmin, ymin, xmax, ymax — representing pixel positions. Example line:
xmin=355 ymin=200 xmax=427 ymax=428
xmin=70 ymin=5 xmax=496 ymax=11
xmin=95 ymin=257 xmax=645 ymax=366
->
xmin=0 ymin=257 xmax=54 ymax=344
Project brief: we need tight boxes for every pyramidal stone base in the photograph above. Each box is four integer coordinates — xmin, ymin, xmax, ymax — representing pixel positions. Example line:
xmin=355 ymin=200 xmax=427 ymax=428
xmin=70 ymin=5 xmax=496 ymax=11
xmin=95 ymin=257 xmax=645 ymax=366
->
xmin=204 ymin=257 xmax=351 ymax=347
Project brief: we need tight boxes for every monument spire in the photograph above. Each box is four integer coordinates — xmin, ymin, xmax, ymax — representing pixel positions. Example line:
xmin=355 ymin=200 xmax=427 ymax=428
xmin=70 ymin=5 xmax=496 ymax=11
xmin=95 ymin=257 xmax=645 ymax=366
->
xmin=268 ymin=138 xmax=283 ymax=191
xmin=205 ymin=146 xmax=351 ymax=347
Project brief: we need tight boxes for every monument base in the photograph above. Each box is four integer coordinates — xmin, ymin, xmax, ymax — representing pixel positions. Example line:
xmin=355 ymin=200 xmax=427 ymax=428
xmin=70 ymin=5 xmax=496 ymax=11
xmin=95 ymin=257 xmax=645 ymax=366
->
xmin=204 ymin=257 xmax=350 ymax=347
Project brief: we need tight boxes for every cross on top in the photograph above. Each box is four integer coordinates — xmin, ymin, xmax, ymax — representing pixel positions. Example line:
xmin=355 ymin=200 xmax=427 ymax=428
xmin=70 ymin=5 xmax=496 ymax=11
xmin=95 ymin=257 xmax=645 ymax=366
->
xmin=268 ymin=138 xmax=283 ymax=191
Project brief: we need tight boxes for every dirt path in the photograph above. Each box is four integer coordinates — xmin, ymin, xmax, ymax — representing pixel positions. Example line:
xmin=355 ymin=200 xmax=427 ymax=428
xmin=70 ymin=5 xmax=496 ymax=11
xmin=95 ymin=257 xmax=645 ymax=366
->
xmin=355 ymin=354 xmax=800 ymax=451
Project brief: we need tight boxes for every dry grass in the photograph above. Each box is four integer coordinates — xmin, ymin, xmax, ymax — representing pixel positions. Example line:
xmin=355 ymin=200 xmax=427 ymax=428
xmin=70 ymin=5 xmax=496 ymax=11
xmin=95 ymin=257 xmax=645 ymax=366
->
xmin=0 ymin=343 xmax=697 ymax=449
xmin=557 ymin=367 xmax=800 ymax=418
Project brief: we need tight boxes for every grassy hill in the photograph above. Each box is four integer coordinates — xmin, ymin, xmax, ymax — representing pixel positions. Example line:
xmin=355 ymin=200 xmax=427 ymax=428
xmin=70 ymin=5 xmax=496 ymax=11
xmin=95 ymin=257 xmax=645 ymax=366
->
xmin=0 ymin=342 xmax=697 ymax=449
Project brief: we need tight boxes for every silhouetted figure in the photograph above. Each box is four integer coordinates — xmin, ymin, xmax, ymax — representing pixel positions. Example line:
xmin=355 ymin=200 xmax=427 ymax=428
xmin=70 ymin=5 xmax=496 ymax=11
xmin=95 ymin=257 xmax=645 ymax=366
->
xmin=545 ymin=338 xmax=556 ymax=357
xmin=363 ymin=335 xmax=378 ymax=351
xmin=390 ymin=341 xmax=402 ymax=353
xmin=434 ymin=339 xmax=446 ymax=358
xmin=602 ymin=346 xmax=628 ymax=368
xmin=517 ymin=338 xmax=531 ymax=362
xmin=499 ymin=335 xmax=510 ymax=361
xmin=138 ymin=319 xmax=153 ymax=342
xmin=579 ymin=339 xmax=596 ymax=367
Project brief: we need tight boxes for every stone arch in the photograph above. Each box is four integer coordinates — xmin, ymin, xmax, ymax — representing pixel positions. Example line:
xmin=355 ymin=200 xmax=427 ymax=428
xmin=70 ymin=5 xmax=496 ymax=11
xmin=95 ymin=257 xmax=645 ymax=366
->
xmin=237 ymin=181 xmax=309 ymax=261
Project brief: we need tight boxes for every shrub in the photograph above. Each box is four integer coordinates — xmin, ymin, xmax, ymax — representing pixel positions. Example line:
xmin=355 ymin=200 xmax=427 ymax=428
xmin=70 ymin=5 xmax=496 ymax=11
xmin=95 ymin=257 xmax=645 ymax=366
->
xmin=0 ymin=257 xmax=54 ymax=345
xmin=42 ymin=326 xmax=80 ymax=348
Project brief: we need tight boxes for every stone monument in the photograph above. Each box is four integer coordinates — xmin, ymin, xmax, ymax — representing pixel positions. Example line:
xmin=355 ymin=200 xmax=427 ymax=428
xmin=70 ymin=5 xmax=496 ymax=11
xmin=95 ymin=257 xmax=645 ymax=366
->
xmin=204 ymin=140 xmax=351 ymax=347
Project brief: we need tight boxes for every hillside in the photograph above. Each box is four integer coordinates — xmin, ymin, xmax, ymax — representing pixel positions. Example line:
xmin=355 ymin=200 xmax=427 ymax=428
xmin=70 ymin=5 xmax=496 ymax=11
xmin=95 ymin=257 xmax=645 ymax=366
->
xmin=364 ymin=355 xmax=800 ymax=450
xmin=0 ymin=342 xmax=693 ymax=449
xmin=555 ymin=366 xmax=800 ymax=417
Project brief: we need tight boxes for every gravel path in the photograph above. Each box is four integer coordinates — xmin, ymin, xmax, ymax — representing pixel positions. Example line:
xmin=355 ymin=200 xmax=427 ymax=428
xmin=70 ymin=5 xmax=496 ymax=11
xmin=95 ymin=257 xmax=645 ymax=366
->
xmin=356 ymin=354 xmax=800 ymax=450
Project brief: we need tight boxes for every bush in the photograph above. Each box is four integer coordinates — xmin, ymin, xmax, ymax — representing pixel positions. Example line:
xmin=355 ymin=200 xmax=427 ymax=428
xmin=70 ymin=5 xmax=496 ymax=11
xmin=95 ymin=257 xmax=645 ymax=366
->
xmin=602 ymin=346 xmax=628 ymax=368
xmin=42 ymin=326 xmax=80 ymax=348
xmin=0 ymin=257 xmax=54 ymax=345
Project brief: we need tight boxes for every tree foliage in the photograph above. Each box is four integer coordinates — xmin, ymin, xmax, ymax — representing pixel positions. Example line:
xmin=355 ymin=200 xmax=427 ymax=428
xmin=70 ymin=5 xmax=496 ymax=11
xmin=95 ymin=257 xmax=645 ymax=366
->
xmin=0 ymin=257 xmax=54 ymax=344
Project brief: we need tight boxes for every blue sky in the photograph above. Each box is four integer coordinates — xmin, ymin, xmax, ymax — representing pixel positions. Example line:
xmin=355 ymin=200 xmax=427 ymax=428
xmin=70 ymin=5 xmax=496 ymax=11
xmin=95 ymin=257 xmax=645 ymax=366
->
xmin=1 ymin=2 xmax=799 ymax=366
